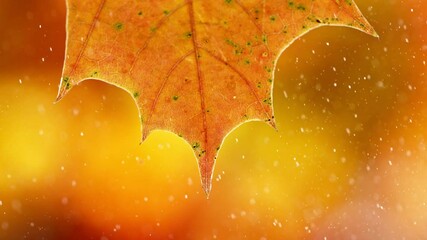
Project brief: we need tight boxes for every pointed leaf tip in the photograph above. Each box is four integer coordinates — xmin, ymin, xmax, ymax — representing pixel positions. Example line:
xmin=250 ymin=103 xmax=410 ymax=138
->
xmin=269 ymin=118 xmax=278 ymax=131
xmin=371 ymin=29 xmax=380 ymax=39
xmin=55 ymin=86 xmax=67 ymax=103
xmin=199 ymin=158 xmax=213 ymax=198
xmin=202 ymin=174 xmax=212 ymax=198
xmin=345 ymin=1 xmax=379 ymax=38
xmin=55 ymin=76 xmax=73 ymax=103
xmin=359 ymin=18 xmax=379 ymax=38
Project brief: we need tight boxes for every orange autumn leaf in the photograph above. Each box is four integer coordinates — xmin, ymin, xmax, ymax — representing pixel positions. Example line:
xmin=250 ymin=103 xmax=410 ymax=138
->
xmin=56 ymin=0 xmax=377 ymax=195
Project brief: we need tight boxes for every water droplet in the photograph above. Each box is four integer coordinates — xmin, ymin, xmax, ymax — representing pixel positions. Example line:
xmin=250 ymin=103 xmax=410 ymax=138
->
xmin=61 ymin=197 xmax=68 ymax=205
xmin=187 ymin=177 xmax=193 ymax=186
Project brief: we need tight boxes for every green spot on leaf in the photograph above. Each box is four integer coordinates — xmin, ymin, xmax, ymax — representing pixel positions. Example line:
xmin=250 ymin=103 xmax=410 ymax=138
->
xmin=184 ymin=32 xmax=192 ymax=38
xmin=297 ymin=4 xmax=306 ymax=11
xmin=114 ymin=22 xmax=124 ymax=31
xmin=63 ymin=77 xmax=71 ymax=90
xmin=262 ymin=35 xmax=268 ymax=44
xmin=263 ymin=97 xmax=272 ymax=105
xmin=90 ymin=71 xmax=99 ymax=78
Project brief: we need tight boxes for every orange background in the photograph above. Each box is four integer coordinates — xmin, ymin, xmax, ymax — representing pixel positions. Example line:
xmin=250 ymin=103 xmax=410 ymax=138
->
xmin=1 ymin=0 xmax=426 ymax=239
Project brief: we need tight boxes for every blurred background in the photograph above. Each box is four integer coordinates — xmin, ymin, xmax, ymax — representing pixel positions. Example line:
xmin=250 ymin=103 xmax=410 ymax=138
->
xmin=0 ymin=0 xmax=426 ymax=239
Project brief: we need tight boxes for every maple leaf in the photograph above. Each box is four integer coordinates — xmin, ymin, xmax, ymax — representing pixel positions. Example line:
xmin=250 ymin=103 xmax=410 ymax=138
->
xmin=56 ymin=0 xmax=377 ymax=195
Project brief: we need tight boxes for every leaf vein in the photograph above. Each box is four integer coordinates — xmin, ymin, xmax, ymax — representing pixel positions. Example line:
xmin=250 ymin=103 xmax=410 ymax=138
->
xmin=129 ymin=2 xmax=187 ymax=74
xmin=68 ymin=0 xmax=107 ymax=77
xmin=200 ymin=47 xmax=270 ymax=121
xmin=188 ymin=0 xmax=210 ymax=191
xmin=142 ymin=50 xmax=195 ymax=139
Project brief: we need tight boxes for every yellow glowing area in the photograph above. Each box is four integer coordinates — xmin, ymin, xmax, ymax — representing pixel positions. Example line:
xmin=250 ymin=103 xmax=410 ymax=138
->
xmin=1 ymin=0 xmax=426 ymax=239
